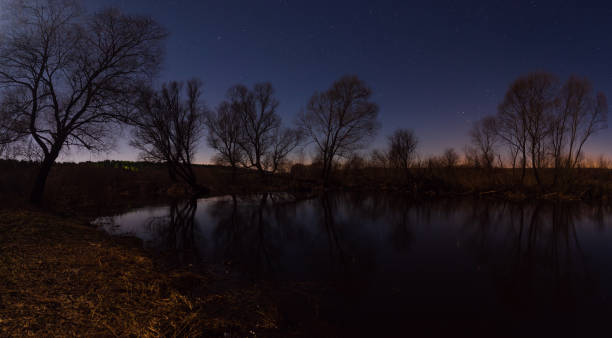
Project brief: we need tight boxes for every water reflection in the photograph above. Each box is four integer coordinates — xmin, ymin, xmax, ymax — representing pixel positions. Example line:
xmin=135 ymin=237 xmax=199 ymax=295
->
xmin=145 ymin=200 xmax=202 ymax=266
xmin=209 ymin=194 xmax=285 ymax=277
xmin=97 ymin=193 xmax=612 ymax=336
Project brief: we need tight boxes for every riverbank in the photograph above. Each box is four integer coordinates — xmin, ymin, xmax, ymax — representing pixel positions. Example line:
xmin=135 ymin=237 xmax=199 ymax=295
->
xmin=0 ymin=210 xmax=284 ymax=336
xmin=3 ymin=161 xmax=612 ymax=216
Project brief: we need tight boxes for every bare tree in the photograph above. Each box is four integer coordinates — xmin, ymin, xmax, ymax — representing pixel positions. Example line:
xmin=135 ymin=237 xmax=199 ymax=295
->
xmin=227 ymin=83 xmax=282 ymax=174
xmin=496 ymin=72 xmax=607 ymax=187
xmin=0 ymin=0 xmax=165 ymax=204
xmin=298 ymin=75 xmax=380 ymax=184
xmin=496 ymin=99 xmax=528 ymax=181
xmin=369 ymin=149 xmax=389 ymax=168
xmin=264 ymin=127 xmax=303 ymax=174
xmin=469 ymin=116 xmax=498 ymax=170
xmin=387 ymin=128 xmax=418 ymax=173
xmin=204 ymin=101 xmax=243 ymax=178
xmin=550 ymin=76 xmax=607 ymax=184
xmin=0 ymin=139 xmax=8 ymax=158
xmin=0 ymin=98 xmax=19 ymax=157
xmin=130 ymin=80 xmax=206 ymax=193
xmin=596 ymin=154 xmax=610 ymax=169
xmin=442 ymin=147 xmax=459 ymax=168
xmin=209 ymin=83 xmax=300 ymax=176
xmin=463 ymin=145 xmax=481 ymax=168
xmin=343 ymin=152 xmax=366 ymax=172
xmin=497 ymin=72 xmax=557 ymax=186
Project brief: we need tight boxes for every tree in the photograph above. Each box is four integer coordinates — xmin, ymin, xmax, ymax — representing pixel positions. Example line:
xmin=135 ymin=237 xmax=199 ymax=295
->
xmin=130 ymin=80 xmax=206 ymax=193
xmin=204 ymin=101 xmax=243 ymax=178
xmin=0 ymin=97 xmax=20 ymax=157
xmin=496 ymin=95 xmax=528 ymax=181
xmin=387 ymin=128 xmax=418 ymax=172
xmin=469 ymin=116 xmax=498 ymax=170
xmin=550 ymin=76 xmax=607 ymax=185
xmin=463 ymin=145 xmax=481 ymax=168
xmin=298 ymin=75 xmax=380 ymax=184
xmin=441 ymin=148 xmax=459 ymax=169
xmin=497 ymin=72 xmax=557 ymax=186
xmin=369 ymin=149 xmax=389 ymax=168
xmin=343 ymin=152 xmax=366 ymax=172
xmin=0 ymin=0 xmax=166 ymax=204
xmin=228 ymin=83 xmax=282 ymax=174
xmin=496 ymin=72 xmax=608 ymax=187
xmin=264 ymin=127 xmax=302 ymax=174
xmin=209 ymin=83 xmax=300 ymax=176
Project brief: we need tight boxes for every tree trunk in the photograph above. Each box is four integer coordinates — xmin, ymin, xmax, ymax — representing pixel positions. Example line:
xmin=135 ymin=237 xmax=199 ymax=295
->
xmin=322 ymin=158 xmax=333 ymax=186
xmin=30 ymin=150 xmax=60 ymax=206
xmin=231 ymin=164 xmax=237 ymax=183
xmin=321 ymin=156 xmax=330 ymax=185
xmin=167 ymin=162 xmax=177 ymax=182
xmin=531 ymin=151 xmax=542 ymax=187
xmin=520 ymin=152 xmax=527 ymax=185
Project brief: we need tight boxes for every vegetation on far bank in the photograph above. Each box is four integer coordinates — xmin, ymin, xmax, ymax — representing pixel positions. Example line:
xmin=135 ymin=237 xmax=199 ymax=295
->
xmin=2 ymin=159 xmax=612 ymax=219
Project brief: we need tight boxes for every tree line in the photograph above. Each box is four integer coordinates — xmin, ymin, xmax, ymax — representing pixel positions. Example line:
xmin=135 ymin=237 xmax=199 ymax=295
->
xmin=0 ymin=0 xmax=608 ymax=206
xmin=466 ymin=72 xmax=608 ymax=189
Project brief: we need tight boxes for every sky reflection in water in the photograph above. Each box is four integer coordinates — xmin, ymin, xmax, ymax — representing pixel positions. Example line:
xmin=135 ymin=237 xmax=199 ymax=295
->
xmin=96 ymin=193 xmax=612 ymax=337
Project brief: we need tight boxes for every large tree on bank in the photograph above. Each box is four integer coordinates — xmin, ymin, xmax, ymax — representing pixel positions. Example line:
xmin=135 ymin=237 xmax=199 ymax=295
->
xmin=0 ymin=0 xmax=166 ymax=205
xmin=130 ymin=80 xmax=207 ymax=193
xmin=299 ymin=75 xmax=380 ymax=184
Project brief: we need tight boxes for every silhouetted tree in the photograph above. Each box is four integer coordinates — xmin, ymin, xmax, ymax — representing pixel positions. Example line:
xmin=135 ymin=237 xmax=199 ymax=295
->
xmin=0 ymin=0 xmax=166 ymax=204
xmin=130 ymin=80 xmax=206 ymax=193
xmin=387 ymin=128 xmax=418 ymax=173
xmin=369 ymin=149 xmax=389 ymax=168
xmin=497 ymin=72 xmax=557 ymax=186
xmin=0 ymin=94 xmax=25 ymax=153
xmin=298 ymin=75 xmax=380 ymax=184
xmin=210 ymin=83 xmax=300 ymax=176
xmin=0 ymin=138 xmax=7 ymax=158
xmin=343 ymin=152 xmax=367 ymax=173
xmin=204 ymin=101 xmax=243 ymax=178
xmin=442 ymin=147 xmax=459 ymax=168
xmin=463 ymin=145 xmax=481 ymax=168
xmin=549 ymin=76 xmax=607 ymax=185
xmin=469 ymin=116 xmax=498 ymax=170
xmin=496 ymin=72 xmax=608 ymax=187
xmin=227 ymin=83 xmax=282 ymax=174
xmin=496 ymin=97 xmax=528 ymax=182
xmin=0 ymin=101 xmax=17 ymax=157
xmin=265 ymin=127 xmax=303 ymax=173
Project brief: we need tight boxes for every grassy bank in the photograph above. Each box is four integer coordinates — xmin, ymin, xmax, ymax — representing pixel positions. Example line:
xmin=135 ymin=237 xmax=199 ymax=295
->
xmin=0 ymin=210 xmax=283 ymax=336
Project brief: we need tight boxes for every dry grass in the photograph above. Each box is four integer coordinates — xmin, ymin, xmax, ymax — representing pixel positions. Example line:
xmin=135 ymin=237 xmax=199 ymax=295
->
xmin=0 ymin=210 xmax=279 ymax=337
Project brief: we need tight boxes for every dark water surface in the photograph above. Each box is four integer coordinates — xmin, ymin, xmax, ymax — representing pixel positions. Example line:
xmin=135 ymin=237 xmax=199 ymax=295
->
xmin=95 ymin=193 xmax=612 ymax=337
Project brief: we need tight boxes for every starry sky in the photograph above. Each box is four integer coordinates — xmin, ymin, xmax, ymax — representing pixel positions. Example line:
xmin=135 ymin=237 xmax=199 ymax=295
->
xmin=70 ymin=0 xmax=612 ymax=163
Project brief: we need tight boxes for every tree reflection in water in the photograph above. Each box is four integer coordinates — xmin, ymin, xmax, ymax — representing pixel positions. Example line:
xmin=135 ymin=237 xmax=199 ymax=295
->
xmin=145 ymin=199 xmax=202 ymax=267
xmin=458 ymin=200 xmax=609 ymax=336
xmin=208 ymin=194 xmax=294 ymax=278
xmin=106 ymin=193 xmax=612 ymax=336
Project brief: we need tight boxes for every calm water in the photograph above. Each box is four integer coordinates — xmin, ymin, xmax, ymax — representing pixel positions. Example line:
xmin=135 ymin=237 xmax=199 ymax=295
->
xmin=95 ymin=193 xmax=612 ymax=337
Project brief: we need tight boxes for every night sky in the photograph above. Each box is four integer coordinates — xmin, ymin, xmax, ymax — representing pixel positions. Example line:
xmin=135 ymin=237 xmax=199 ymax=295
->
xmin=75 ymin=0 xmax=612 ymax=163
